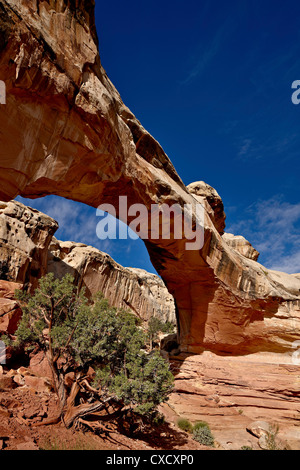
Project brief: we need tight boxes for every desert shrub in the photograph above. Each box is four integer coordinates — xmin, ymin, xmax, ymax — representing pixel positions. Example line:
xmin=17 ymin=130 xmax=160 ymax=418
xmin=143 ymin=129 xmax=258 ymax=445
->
xmin=147 ymin=317 xmax=175 ymax=350
xmin=150 ymin=411 xmax=165 ymax=426
xmin=177 ymin=418 xmax=193 ymax=433
xmin=193 ymin=421 xmax=210 ymax=431
xmin=264 ymin=424 xmax=289 ymax=450
xmin=265 ymin=426 xmax=279 ymax=450
xmin=192 ymin=423 xmax=214 ymax=447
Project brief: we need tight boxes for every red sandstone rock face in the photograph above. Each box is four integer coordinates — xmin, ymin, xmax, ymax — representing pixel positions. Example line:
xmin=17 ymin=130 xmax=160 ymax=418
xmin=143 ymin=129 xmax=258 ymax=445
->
xmin=0 ymin=298 xmax=22 ymax=334
xmin=187 ymin=181 xmax=226 ymax=235
xmin=0 ymin=280 xmax=22 ymax=334
xmin=167 ymin=352 xmax=300 ymax=449
xmin=0 ymin=0 xmax=299 ymax=356
xmin=0 ymin=201 xmax=58 ymax=290
xmin=47 ymin=236 xmax=176 ymax=324
xmin=0 ymin=280 xmax=22 ymax=299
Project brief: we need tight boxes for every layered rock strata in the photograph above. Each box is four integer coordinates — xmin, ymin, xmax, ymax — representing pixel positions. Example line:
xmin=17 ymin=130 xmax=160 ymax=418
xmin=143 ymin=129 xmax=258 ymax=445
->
xmin=48 ymin=237 xmax=176 ymax=324
xmin=0 ymin=200 xmax=58 ymax=289
xmin=0 ymin=280 xmax=22 ymax=335
xmin=222 ymin=232 xmax=260 ymax=261
xmin=166 ymin=351 xmax=300 ymax=450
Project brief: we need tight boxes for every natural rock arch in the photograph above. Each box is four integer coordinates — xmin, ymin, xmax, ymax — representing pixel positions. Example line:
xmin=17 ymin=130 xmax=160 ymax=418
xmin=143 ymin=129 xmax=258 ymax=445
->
xmin=0 ymin=0 xmax=300 ymax=355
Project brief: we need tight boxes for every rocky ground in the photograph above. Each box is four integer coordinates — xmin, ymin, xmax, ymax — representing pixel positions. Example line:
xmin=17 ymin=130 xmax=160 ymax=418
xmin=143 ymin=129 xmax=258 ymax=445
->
xmin=168 ymin=352 xmax=300 ymax=450
xmin=1 ymin=349 xmax=300 ymax=451
xmin=0 ymin=363 xmax=206 ymax=451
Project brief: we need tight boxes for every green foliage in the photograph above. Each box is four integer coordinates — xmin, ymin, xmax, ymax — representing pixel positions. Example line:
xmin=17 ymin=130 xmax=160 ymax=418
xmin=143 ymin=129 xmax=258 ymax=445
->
xmin=148 ymin=317 xmax=174 ymax=336
xmin=192 ymin=423 xmax=214 ymax=447
xmin=15 ymin=274 xmax=174 ymax=416
xmin=15 ymin=272 xmax=87 ymax=352
xmin=240 ymin=446 xmax=253 ymax=450
xmin=177 ymin=418 xmax=193 ymax=433
xmin=264 ymin=424 xmax=284 ymax=450
xmin=147 ymin=317 xmax=175 ymax=349
xmin=193 ymin=421 xmax=210 ymax=431
xmin=89 ymin=303 xmax=174 ymax=414
xmin=177 ymin=418 xmax=215 ymax=447
xmin=150 ymin=411 xmax=165 ymax=426
xmin=0 ymin=334 xmax=12 ymax=347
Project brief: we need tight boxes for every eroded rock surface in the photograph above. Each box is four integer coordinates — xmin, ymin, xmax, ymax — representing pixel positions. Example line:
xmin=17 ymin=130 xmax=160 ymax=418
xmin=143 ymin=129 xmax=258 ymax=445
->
xmin=168 ymin=351 xmax=300 ymax=449
xmin=0 ymin=280 xmax=22 ymax=335
xmin=222 ymin=232 xmax=260 ymax=261
xmin=48 ymin=237 xmax=176 ymax=324
xmin=0 ymin=199 xmax=176 ymax=328
xmin=187 ymin=181 xmax=226 ymax=235
xmin=0 ymin=201 xmax=58 ymax=289
xmin=0 ymin=0 xmax=299 ymax=356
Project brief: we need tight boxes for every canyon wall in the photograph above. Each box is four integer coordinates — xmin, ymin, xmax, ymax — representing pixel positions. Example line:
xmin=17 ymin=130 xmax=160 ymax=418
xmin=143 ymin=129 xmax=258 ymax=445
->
xmin=48 ymin=236 xmax=176 ymax=324
xmin=0 ymin=199 xmax=176 ymax=326
xmin=0 ymin=200 xmax=58 ymax=288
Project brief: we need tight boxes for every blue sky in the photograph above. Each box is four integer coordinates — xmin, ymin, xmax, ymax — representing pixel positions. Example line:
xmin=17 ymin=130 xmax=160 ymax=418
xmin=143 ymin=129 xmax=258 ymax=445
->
xmin=18 ymin=0 xmax=300 ymax=274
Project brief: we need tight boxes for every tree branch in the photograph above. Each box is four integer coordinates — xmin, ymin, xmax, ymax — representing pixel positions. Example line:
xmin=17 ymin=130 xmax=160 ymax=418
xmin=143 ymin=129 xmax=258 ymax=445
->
xmin=63 ymin=396 xmax=116 ymax=428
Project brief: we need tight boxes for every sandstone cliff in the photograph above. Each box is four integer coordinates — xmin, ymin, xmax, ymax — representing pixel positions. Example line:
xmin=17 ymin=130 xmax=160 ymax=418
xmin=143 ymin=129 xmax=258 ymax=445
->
xmin=0 ymin=0 xmax=299 ymax=357
xmin=48 ymin=236 xmax=176 ymax=324
xmin=222 ymin=232 xmax=260 ymax=261
xmin=0 ymin=199 xmax=176 ymax=326
xmin=0 ymin=279 xmax=22 ymax=335
xmin=0 ymin=200 xmax=58 ymax=289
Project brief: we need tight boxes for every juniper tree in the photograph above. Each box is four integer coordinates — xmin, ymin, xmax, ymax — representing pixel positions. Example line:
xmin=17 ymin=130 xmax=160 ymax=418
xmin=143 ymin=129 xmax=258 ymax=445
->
xmin=15 ymin=273 xmax=174 ymax=430
xmin=147 ymin=316 xmax=175 ymax=350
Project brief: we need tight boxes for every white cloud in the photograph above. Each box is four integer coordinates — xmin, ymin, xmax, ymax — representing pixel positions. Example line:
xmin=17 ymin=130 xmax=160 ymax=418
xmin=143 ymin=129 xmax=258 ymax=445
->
xmin=17 ymin=196 xmax=101 ymax=246
xmin=180 ymin=15 xmax=234 ymax=85
xmin=238 ymin=138 xmax=252 ymax=157
xmin=236 ymin=132 xmax=299 ymax=162
xmin=226 ymin=196 xmax=300 ymax=274
xmin=16 ymin=195 xmax=136 ymax=258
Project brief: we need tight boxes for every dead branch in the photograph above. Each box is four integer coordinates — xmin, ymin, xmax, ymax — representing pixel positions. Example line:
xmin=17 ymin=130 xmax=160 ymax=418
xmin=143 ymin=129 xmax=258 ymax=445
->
xmin=63 ymin=396 xmax=115 ymax=429
xmin=32 ymin=415 xmax=61 ymax=427
xmin=80 ymin=378 xmax=101 ymax=395
xmin=76 ymin=418 xmax=112 ymax=433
